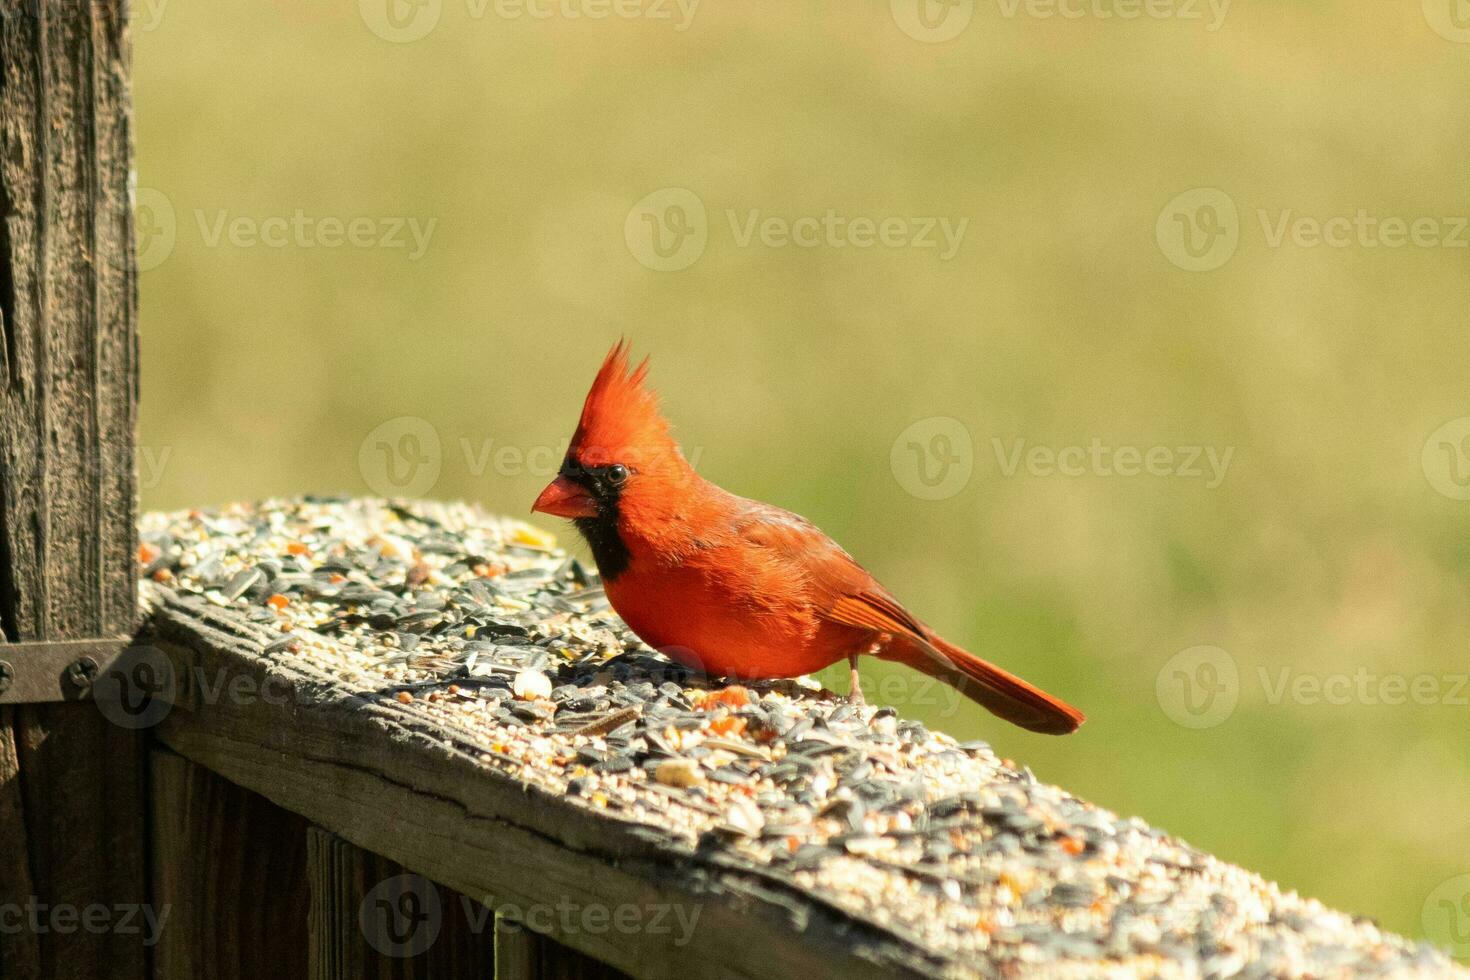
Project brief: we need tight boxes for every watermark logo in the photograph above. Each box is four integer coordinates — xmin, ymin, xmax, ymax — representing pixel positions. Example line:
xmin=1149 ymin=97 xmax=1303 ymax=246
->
xmin=133 ymin=0 xmax=168 ymax=32
xmin=194 ymin=210 xmax=436 ymax=259
xmin=890 ymin=417 xmax=974 ymax=500
xmin=360 ymin=417 xmax=443 ymax=499
xmin=467 ymin=0 xmax=700 ymax=28
xmin=1423 ymin=0 xmax=1470 ymax=43
xmin=625 ymin=189 xmax=968 ymax=270
xmin=360 ymin=0 xmax=444 ymax=42
xmin=93 ymin=645 xmax=175 ymax=731
xmin=136 ymin=188 xmax=177 ymax=272
xmin=726 ymin=210 xmax=967 ymax=259
xmin=360 ymin=874 xmax=442 ymax=957
xmin=1423 ymin=874 xmax=1470 ymax=961
xmin=1156 ymin=187 xmax=1239 ymax=272
xmin=992 ymin=438 xmax=1233 ymax=487
xmin=1257 ymin=209 xmax=1468 ymax=250
xmin=360 ymin=0 xmax=699 ymax=38
xmin=0 ymin=900 xmax=169 ymax=946
xmin=993 ymin=0 xmax=1230 ymax=29
xmin=890 ymin=0 xmax=975 ymax=42
xmin=357 ymin=425 xmax=707 ymax=499
xmin=492 ymin=896 xmax=702 ymax=946
xmin=1158 ymin=652 xmax=1468 ymax=728
xmin=1258 ymin=667 xmax=1468 ymax=708
xmin=139 ymin=445 xmax=175 ymax=491
xmin=1422 ymin=417 xmax=1470 ymax=501
xmin=625 ymin=187 xmax=708 ymax=272
xmin=95 ymin=660 xmax=388 ymax=732
xmin=133 ymin=191 xmax=435 ymax=268
xmin=1160 ymin=191 xmax=1469 ymax=272
xmin=1156 ymin=645 xmax=1239 ymax=728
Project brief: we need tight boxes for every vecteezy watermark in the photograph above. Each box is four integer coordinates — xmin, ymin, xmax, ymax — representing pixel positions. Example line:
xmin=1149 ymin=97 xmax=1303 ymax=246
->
xmin=1155 ymin=188 xmax=1240 ymax=272
xmin=138 ymin=445 xmax=174 ymax=491
xmin=131 ymin=0 xmax=169 ymax=31
xmin=1422 ymin=417 xmax=1470 ymax=501
xmin=850 ymin=669 xmax=968 ymax=717
xmin=357 ymin=873 xmax=702 ymax=957
xmin=0 ymin=900 xmax=170 ymax=946
xmin=93 ymin=645 xmax=176 ymax=731
xmin=357 ymin=417 xmax=707 ymax=500
xmin=1423 ymin=874 xmax=1470 ymax=962
xmin=625 ymin=188 xmax=969 ymax=272
xmin=1423 ymin=0 xmax=1470 ymax=44
xmin=358 ymin=0 xmax=699 ymax=43
xmin=991 ymin=438 xmax=1234 ymax=488
xmin=1256 ymin=209 xmax=1470 ymax=250
xmin=890 ymin=0 xmax=1229 ymax=43
xmin=890 ymin=417 xmax=975 ymax=501
xmin=993 ymin=0 xmax=1229 ymax=29
xmin=1157 ymin=646 xmax=1470 ymax=729
xmin=1156 ymin=645 xmax=1239 ymax=728
xmin=194 ymin=210 xmax=436 ymax=259
xmin=358 ymin=0 xmax=444 ymax=42
xmin=1158 ymin=188 xmax=1470 ymax=272
xmin=360 ymin=417 xmax=444 ymax=500
xmin=9 ymin=445 xmax=173 ymax=493
xmin=624 ymin=188 xmax=708 ymax=272
xmin=890 ymin=0 xmax=975 ymax=42
xmin=490 ymin=896 xmax=702 ymax=947
xmin=1257 ymin=667 xmax=1470 ymax=709
xmin=890 ymin=420 xmax=1233 ymax=501
xmin=93 ymin=646 xmax=408 ymax=732
xmin=361 ymin=875 xmax=442 ymax=958
xmin=132 ymin=189 xmax=436 ymax=270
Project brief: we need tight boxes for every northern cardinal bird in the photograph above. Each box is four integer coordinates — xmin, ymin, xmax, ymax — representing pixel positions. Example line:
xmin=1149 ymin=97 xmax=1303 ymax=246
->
xmin=532 ymin=343 xmax=1084 ymax=735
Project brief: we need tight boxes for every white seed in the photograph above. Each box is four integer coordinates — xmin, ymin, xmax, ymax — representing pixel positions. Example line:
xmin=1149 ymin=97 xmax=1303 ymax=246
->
xmin=512 ymin=669 xmax=552 ymax=701
xmin=723 ymin=798 xmax=765 ymax=837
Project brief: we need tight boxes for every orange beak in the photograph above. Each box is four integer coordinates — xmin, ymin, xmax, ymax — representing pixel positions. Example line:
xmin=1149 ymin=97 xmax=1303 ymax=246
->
xmin=532 ymin=475 xmax=598 ymax=519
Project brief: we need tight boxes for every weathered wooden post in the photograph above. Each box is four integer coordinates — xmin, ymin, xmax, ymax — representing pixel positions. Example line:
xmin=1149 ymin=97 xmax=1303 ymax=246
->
xmin=0 ymin=3 xmax=144 ymax=978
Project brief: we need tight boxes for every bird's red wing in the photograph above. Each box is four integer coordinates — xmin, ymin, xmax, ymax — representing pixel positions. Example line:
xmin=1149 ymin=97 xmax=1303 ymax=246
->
xmin=730 ymin=498 xmax=926 ymax=642
xmin=825 ymin=592 xmax=927 ymax=641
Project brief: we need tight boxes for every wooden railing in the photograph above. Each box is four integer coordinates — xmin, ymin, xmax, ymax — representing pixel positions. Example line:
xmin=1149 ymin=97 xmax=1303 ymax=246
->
xmin=122 ymin=497 xmax=1460 ymax=979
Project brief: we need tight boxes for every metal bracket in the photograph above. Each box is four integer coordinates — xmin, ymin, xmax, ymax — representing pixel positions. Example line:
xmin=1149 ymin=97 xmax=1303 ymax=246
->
xmin=0 ymin=638 xmax=132 ymax=705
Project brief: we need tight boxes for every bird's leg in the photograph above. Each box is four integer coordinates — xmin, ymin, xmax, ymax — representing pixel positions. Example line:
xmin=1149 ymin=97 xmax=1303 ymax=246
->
xmin=848 ymin=636 xmax=886 ymax=706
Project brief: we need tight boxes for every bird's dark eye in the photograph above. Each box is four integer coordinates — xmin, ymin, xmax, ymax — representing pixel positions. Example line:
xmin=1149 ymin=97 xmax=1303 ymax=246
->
xmin=606 ymin=464 xmax=629 ymax=486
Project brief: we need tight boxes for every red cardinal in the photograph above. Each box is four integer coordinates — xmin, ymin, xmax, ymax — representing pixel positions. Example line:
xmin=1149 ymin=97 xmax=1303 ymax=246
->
xmin=532 ymin=343 xmax=1083 ymax=734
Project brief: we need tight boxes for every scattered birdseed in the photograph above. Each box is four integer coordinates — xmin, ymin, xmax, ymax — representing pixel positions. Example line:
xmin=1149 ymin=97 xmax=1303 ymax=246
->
xmin=137 ymin=499 xmax=1466 ymax=979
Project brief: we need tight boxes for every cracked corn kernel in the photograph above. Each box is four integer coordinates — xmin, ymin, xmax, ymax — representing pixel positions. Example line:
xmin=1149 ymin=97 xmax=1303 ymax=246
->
xmin=707 ymin=716 xmax=746 ymax=737
xmin=513 ymin=526 xmax=556 ymax=549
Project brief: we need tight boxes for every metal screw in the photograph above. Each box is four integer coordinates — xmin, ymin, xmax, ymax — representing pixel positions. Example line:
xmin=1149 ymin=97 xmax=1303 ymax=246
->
xmin=66 ymin=656 xmax=99 ymax=689
xmin=0 ymin=661 xmax=12 ymax=696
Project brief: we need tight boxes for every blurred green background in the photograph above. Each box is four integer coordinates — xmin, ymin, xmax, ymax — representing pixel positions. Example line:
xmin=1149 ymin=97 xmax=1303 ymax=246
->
xmin=134 ymin=0 xmax=1470 ymax=945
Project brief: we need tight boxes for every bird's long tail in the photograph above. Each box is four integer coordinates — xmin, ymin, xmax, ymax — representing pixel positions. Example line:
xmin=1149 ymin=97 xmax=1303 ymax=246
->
xmin=883 ymin=633 xmax=1084 ymax=735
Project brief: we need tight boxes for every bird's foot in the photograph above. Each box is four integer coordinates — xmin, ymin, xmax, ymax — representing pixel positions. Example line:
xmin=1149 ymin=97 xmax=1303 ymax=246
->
xmin=847 ymin=653 xmax=866 ymax=706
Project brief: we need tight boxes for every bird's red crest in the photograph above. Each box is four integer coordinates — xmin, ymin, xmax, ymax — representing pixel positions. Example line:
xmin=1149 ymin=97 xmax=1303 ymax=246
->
xmin=569 ymin=341 xmax=678 ymax=469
